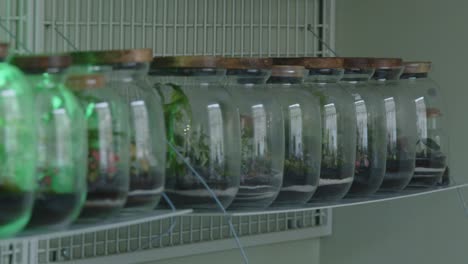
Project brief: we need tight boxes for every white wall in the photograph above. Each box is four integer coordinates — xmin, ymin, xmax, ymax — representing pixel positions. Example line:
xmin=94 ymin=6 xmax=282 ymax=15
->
xmin=321 ymin=1 xmax=468 ymax=263
xmin=142 ymin=238 xmax=320 ymax=264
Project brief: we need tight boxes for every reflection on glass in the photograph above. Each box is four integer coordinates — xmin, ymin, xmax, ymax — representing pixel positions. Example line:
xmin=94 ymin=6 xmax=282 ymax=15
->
xmin=323 ymin=103 xmax=338 ymax=160
xmin=207 ymin=103 xmax=224 ymax=167
xmin=384 ymin=97 xmax=396 ymax=157
xmin=414 ymin=96 xmax=427 ymax=140
xmin=252 ymin=104 xmax=267 ymax=157
xmin=288 ymin=103 xmax=303 ymax=158
xmin=95 ymin=102 xmax=113 ymax=171
xmin=355 ymin=100 xmax=368 ymax=152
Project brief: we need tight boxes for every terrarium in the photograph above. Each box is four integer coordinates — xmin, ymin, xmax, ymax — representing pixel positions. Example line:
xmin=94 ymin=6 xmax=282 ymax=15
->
xmin=301 ymin=57 xmax=357 ymax=202
xmin=12 ymin=55 xmax=87 ymax=229
xmin=266 ymin=63 xmax=321 ymax=206
xmin=0 ymin=51 xmax=36 ymax=237
xmin=340 ymin=58 xmax=387 ymax=197
xmin=223 ymin=58 xmax=284 ymax=210
xmin=149 ymin=56 xmax=241 ymax=210
xmin=71 ymin=49 xmax=166 ymax=211
xmin=67 ymin=74 xmax=130 ymax=220
xmin=401 ymin=61 xmax=448 ymax=187
xmin=371 ymin=58 xmax=417 ymax=192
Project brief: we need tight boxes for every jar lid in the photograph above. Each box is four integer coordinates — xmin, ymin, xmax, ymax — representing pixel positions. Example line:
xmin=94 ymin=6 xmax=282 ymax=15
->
xmin=221 ymin=57 xmax=272 ymax=70
xmin=66 ymin=74 xmax=106 ymax=90
xmin=426 ymin=107 xmax=441 ymax=117
xmin=271 ymin=65 xmax=305 ymax=77
xmin=151 ymin=56 xmax=220 ymax=69
xmin=0 ymin=43 xmax=9 ymax=59
xmin=11 ymin=54 xmax=72 ymax=71
xmin=70 ymin=48 xmax=153 ymax=65
xmin=403 ymin=61 xmax=432 ymax=73
xmin=369 ymin=58 xmax=403 ymax=69
xmin=273 ymin=57 xmax=344 ymax=69
xmin=342 ymin=57 xmax=374 ymax=69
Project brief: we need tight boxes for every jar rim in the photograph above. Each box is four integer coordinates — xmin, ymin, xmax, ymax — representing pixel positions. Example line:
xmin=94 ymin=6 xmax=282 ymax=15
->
xmin=12 ymin=54 xmax=72 ymax=72
xmin=403 ymin=61 xmax=431 ymax=74
xmin=70 ymin=48 xmax=153 ymax=65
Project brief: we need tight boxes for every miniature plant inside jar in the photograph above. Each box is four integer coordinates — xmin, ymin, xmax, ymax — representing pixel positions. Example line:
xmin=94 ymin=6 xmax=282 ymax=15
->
xmin=155 ymin=83 xmax=230 ymax=202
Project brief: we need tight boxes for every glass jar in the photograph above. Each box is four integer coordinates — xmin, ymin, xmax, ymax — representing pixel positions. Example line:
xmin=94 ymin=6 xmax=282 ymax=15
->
xmin=67 ymin=74 xmax=130 ymax=220
xmin=0 ymin=57 xmax=36 ymax=237
xmin=12 ymin=55 xmax=87 ymax=229
xmin=371 ymin=58 xmax=417 ymax=192
xmin=266 ymin=63 xmax=321 ymax=206
xmin=340 ymin=58 xmax=387 ymax=197
xmin=149 ymin=56 xmax=240 ymax=210
xmin=71 ymin=49 xmax=166 ymax=211
xmin=223 ymin=58 xmax=284 ymax=210
xmin=300 ymin=57 xmax=356 ymax=202
xmin=401 ymin=61 xmax=448 ymax=187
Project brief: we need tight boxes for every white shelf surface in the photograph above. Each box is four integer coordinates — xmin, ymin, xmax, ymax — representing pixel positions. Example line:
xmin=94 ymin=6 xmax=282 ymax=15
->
xmin=192 ymin=183 xmax=468 ymax=217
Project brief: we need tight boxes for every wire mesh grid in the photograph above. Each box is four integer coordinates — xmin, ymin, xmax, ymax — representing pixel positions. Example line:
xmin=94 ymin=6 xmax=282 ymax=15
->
xmin=0 ymin=0 xmax=335 ymax=56
xmin=32 ymin=209 xmax=328 ymax=263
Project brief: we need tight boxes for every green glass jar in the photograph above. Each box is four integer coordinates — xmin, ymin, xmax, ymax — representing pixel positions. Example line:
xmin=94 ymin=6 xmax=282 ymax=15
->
xmin=0 ymin=49 xmax=37 ymax=237
xmin=71 ymin=49 xmax=166 ymax=211
xmin=67 ymin=74 xmax=130 ymax=220
xmin=12 ymin=55 xmax=87 ymax=229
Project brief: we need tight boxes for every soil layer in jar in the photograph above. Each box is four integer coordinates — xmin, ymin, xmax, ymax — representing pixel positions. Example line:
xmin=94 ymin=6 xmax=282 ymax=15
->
xmin=125 ymin=170 xmax=164 ymax=209
xmin=160 ymin=166 xmax=237 ymax=210
xmin=272 ymin=158 xmax=317 ymax=206
xmin=229 ymin=160 xmax=282 ymax=210
xmin=28 ymin=192 xmax=82 ymax=229
xmin=79 ymin=182 xmax=127 ymax=220
xmin=0 ymin=186 xmax=33 ymax=229
xmin=308 ymin=164 xmax=354 ymax=203
xmin=379 ymin=159 xmax=415 ymax=192
xmin=408 ymin=151 xmax=447 ymax=188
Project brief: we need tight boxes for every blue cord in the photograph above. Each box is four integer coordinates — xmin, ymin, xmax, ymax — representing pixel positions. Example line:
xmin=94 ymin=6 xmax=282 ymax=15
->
xmin=166 ymin=140 xmax=250 ymax=264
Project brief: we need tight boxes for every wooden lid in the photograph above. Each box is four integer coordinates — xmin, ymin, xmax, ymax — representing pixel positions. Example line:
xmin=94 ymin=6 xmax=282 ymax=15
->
xmin=71 ymin=48 xmax=153 ymax=65
xmin=221 ymin=57 xmax=272 ymax=70
xmin=342 ymin=57 xmax=373 ymax=69
xmin=271 ymin=65 xmax=305 ymax=77
xmin=66 ymin=74 xmax=105 ymax=90
xmin=403 ymin=61 xmax=432 ymax=74
xmin=426 ymin=107 xmax=441 ymax=117
xmin=11 ymin=54 xmax=72 ymax=71
xmin=151 ymin=56 xmax=220 ymax=68
xmin=370 ymin=58 xmax=403 ymax=69
xmin=273 ymin=57 xmax=343 ymax=69
xmin=0 ymin=43 xmax=9 ymax=59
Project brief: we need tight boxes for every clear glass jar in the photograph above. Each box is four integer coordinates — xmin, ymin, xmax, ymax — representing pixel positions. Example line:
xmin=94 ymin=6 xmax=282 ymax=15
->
xmin=401 ymin=61 xmax=448 ymax=187
xmin=0 ymin=60 xmax=36 ymax=237
xmin=67 ymin=74 xmax=130 ymax=220
xmin=12 ymin=55 xmax=87 ymax=229
xmin=149 ymin=56 xmax=240 ymax=210
xmin=266 ymin=64 xmax=321 ymax=206
xmin=340 ymin=58 xmax=387 ymax=197
xmin=71 ymin=49 xmax=166 ymax=211
xmin=371 ymin=58 xmax=417 ymax=192
xmin=301 ymin=58 xmax=356 ymax=202
xmin=223 ymin=58 xmax=284 ymax=210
